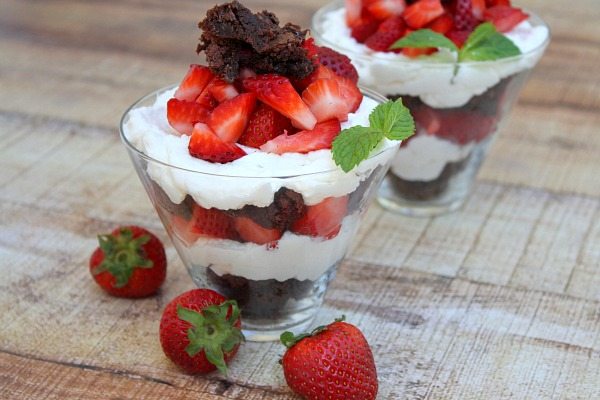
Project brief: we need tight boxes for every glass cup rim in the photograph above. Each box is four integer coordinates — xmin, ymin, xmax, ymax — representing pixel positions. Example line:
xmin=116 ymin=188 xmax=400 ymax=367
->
xmin=311 ymin=0 xmax=551 ymax=67
xmin=119 ymin=84 xmax=398 ymax=179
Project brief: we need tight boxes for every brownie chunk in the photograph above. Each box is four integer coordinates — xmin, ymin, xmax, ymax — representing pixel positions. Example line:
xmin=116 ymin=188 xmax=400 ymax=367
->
xmin=197 ymin=1 xmax=314 ymax=81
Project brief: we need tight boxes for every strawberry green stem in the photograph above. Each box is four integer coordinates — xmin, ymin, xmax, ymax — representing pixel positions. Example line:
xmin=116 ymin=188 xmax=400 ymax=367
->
xmin=280 ymin=315 xmax=346 ymax=348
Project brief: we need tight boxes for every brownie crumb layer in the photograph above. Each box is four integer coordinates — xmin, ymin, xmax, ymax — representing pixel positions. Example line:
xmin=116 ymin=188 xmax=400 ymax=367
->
xmin=198 ymin=1 xmax=314 ymax=82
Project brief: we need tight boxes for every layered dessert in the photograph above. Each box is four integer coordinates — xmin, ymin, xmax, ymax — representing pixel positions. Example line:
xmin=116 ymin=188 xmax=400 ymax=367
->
xmin=121 ymin=1 xmax=411 ymax=336
xmin=312 ymin=0 xmax=549 ymax=213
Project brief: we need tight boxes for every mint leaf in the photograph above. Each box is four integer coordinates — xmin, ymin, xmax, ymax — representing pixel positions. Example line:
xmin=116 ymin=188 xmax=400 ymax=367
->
xmin=332 ymin=126 xmax=383 ymax=173
xmin=369 ymin=98 xmax=415 ymax=141
xmin=390 ymin=29 xmax=458 ymax=52
xmin=332 ymin=99 xmax=415 ymax=173
xmin=459 ymin=22 xmax=521 ymax=62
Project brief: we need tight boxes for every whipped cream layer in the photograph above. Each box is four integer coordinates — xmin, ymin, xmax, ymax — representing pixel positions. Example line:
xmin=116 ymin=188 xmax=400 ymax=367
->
xmin=179 ymin=214 xmax=360 ymax=282
xmin=391 ymin=133 xmax=476 ymax=181
xmin=315 ymin=8 xmax=549 ymax=108
xmin=124 ymin=89 xmax=398 ymax=209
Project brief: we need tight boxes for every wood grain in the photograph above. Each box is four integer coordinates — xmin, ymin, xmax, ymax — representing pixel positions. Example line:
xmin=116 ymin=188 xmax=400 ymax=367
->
xmin=1 ymin=0 xmax=599 ymax=398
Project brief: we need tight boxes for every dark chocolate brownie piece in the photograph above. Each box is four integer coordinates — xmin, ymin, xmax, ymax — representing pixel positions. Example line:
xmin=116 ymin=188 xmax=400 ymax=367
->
xmin=197 ymin=1 xmax=314 ymax=82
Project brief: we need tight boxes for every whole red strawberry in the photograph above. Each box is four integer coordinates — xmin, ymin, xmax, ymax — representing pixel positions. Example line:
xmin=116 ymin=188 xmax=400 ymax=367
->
xmin=89 ymin=226 xmax=166 ymax=298
xmin=280 ymin=318 xmax=378 ymax=400
xmin=159 ymin=289 xmax=244 ymax=374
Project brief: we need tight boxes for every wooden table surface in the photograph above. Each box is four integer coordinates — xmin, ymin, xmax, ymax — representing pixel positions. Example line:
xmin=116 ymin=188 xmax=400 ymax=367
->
xmin=1 ymin=0 xmax=599 ymax=398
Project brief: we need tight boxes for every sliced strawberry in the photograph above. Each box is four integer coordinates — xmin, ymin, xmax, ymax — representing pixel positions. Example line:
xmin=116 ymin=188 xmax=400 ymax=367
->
xmin=446 ymin=29 xmax=471 ymax=47
xmin=188 ymin=123 xmax=246 ymax=163
xmin=208 ymin=77 xmax=240 ymax=102
xmin=414 ymin=107 xmax=497 ymax=144
xmin=346 ymin=0 xmax=363 ymax=27
xmin=485 ymin=0 xmax=510 ymax=7
xmin=454 ymin=0 xmax=478 ymax=31
xmin=368 ymin=0 xmax=407 ymax=19
xmin=402 ymin=47 xmax=436 ymax=57
xmin=402 ymin=0 xmax=445 ymax=29
xmin=427 ymin=12 xmax=454 ymax=34
xmin=207 ymin=93 xmax=256 ymax=143
xmin=302 ymin=38 xmax=320 ymax=63
xmin=170 ymin=214 xmax=201 ymax=246
xmin=174 ymin=64 xmax=214 ymax=101
xmin=234 ymin=216 xmax=283 ymax=245
xmin=243 ymin=74 xmax=317 ymax=131
xmin=167 ymin=98 xmax=210 ymax=136
xmin=472 ymin=0 xmax=487 ymax=19
xmin=350 ymin=14 xmax=381 ymax=43
xmin=316 ymin=46 xmax=359 ymax=83
xmin=260 ymin=120 xmax=342 ymax=155
xmin=365 ymin=16 xmax=406 ymax=52
xmin=190 ymin=204 xmax=237 ymax=240
xmin=483 ymin=5 xmax=528 ymax=33
xmin=337 ymin=77 xmax=363 ymax=113
xmin=195 ymin=83 xmax=218 ymax=110
xmin=302 ymin=78 xmax=362 ymax=122
xmin=238 ymin=103 xmax=294 ymax=148
xmin=293 ymin=64 xmax=339 ymax=92
xmin=291 ymin=196 xmax=349 ymax=239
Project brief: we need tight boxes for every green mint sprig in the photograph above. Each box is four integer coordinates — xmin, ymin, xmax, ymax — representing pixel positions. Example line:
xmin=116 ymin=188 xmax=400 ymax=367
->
xmin=390 ymin=22 xmax=521 ymax=62
xmin=332 ymin=99 xmax=415 ymax=172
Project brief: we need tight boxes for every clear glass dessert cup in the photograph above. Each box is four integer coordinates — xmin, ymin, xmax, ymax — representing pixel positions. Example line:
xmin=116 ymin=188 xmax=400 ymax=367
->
xmin=120 ymin=86 xmax=397 ymax=341
xmin=312 ymin=0 xmax=550 ymax=216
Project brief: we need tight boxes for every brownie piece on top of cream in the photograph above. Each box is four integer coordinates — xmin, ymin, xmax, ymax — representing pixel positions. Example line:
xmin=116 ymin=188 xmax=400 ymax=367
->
xmin=123 ymin=1 xmax=412 ymax=325
xmin=312 ymin=0 xmax=549 ymax=212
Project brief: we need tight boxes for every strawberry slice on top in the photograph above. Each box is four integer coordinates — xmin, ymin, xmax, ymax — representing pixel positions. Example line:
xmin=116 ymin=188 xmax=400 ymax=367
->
xmin=208 ymin=77 xmax=240 ymax=102
xmin=167 ymin=98 xmax=210 ymax=136
xmin=484 ymin=5 xmax=528 ymax=32
xmin=316 ymin=46 xmax=359 ymax=84
xmin=238 ymin=103 xmax=294 ymax=148
xmin=260 ymin=119 xmax=342 ymax=155
xmin=174 ymin=64 xmax=215 ymax=101
xmin=302 ymin=78 xmax=363 ymax=123
xmin=367 ymin=0 xmax=407 ymax=20
xmin=207 ymin=93 xmax=256 ymax=143
xmin=188 ymin=123 xmax=246 ymax=163
xmin=243 ymin=74 xmax=317 ymax=131
xmin=402 ymin=0 xmax=445 ymax=29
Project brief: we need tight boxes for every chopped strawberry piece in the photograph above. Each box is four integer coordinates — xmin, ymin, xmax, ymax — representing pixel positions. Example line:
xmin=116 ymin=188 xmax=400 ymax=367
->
xmin=188 ymin=123 xmax=246 ymax=163
xmin=472 ymin=0 xmax=487 ymax=19
xmin=350 ymin=15 xmax=381 ymax=43
xmin=174 ymin=64 xmax=214 ymax=101
xmin=365 ymin=16 xmax=406 ymax=51
xmin=170 ymin=214 xmax=201 ymax=246
xmin=367 ymin=0 xmax=407 ymax=19
xmin=234 ymin=216 xmax=283 ymax=245
xmin=337 ymin=77 xmax=363 ymax=113
xmin=260 ymin=120 xmax=342 ymax=155
xmin=483 ymin=5 xmax=528 ymax=33
xmin=414 ymin=107 xmax=497 ymax=144
xmin=195 ymin=84 xmax=218 ymax=110
xmin=485 ymin=0 xmax=510 ymax=6
xmin=302 ymin=38 xmax=320 ymax=63
xmin=190 ymin=204 xmax=237 ymax=240
xmin=316 ymin=46 xmax=359 ymax=83
xmin=454 ymin=0 xmax=478 ymax=31
xmin=402 ymin=47 xmax=436 ymax=57
xmin=291 ymin=196 xmax=349 ymax=239
xmin=402 ymin=0 xmax=445 ymax=29
xmin=207 ymin=93 xmax=256 ymax=143
xmin=238 ymin=103 xmax=294 ymax=148
xmin=427 ymin=13 xmax=454 ymax=34
xmin=208 ymin=77 xmax=240 ymax=102
xmin=243 ymin=74 xmax=317 ymax=131
xmin=346 ymin=0 xmax=363 ymax=27
xmin=167 ymin=98 xmax=210 ymax=136
xmin=293 ymin=64 xmax=339 ymax=92
xmin=446 ymin=29 xmax=471 ymax=47
xmin=302 ymin=78 xmax=362 ymax=123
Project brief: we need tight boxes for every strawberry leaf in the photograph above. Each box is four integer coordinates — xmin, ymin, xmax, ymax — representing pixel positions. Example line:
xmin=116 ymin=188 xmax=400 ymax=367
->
xmin=459 ymin=22 xmax=521 ymax=62
xmin=390 ymin=29 xmax=458 ymax=52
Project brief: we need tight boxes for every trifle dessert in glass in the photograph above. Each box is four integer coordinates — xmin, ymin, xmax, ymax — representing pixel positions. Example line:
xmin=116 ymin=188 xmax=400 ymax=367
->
xmin=312 ymin=0 xmax=550 ymax=216
xmin=120 ymin=1 xmax=413 ymax=340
